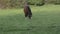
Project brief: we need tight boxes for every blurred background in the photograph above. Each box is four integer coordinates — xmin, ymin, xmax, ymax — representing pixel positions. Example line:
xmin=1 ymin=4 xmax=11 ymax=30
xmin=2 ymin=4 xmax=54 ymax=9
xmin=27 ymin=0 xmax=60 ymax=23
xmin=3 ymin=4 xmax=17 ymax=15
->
xmin=0 ymin=0 xmax=60 ymax=9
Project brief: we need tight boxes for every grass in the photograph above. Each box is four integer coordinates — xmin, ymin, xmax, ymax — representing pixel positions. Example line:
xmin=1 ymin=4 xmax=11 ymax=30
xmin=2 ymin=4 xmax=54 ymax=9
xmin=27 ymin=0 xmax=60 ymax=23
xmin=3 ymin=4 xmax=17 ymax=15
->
xmin=0 ymin=4 xmax=60 ymax=34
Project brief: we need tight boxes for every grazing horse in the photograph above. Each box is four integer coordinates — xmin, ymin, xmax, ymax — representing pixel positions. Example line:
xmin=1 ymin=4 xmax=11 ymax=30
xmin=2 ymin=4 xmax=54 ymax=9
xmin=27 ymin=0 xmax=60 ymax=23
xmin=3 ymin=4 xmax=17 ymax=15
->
xmin=24 ymin=2 xmax=32 ymax=19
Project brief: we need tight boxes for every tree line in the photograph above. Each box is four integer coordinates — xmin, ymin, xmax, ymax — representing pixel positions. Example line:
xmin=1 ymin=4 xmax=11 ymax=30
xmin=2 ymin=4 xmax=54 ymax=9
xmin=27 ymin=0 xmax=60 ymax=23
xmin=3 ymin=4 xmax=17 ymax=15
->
xmin=0 ymin=0 xmax=60 ymax=8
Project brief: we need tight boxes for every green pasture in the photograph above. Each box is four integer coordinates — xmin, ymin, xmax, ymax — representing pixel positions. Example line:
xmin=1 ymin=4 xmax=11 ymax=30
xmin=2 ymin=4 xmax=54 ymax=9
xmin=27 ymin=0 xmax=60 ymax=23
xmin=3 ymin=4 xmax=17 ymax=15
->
xmin=0 ymin=5 xmax=60 ymax=34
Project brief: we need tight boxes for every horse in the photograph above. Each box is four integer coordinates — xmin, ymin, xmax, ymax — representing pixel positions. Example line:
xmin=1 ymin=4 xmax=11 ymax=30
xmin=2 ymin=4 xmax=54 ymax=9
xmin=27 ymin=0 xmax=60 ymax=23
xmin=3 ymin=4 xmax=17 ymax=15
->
xmin=24 ymin=2 xmax=32 ymax=19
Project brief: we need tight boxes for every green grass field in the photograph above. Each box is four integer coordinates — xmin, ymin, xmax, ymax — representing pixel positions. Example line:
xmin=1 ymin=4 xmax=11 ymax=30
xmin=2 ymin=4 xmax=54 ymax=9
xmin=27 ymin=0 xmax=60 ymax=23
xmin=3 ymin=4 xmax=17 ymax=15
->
xmin=0 ymin=5 xmax=60 ymax=34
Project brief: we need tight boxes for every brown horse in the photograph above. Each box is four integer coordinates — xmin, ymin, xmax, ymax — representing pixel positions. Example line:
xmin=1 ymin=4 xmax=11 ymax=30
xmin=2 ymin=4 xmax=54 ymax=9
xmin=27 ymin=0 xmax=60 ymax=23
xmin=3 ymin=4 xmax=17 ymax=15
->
xmin=24 ymin=2 xmax=32 ymax=19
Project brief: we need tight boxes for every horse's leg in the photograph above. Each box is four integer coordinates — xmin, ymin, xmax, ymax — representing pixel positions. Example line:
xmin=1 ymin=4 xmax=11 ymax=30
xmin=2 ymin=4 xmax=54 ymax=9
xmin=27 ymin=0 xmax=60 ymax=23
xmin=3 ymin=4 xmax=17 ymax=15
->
xmin=25 ymin=12 xmax=29 ymax=18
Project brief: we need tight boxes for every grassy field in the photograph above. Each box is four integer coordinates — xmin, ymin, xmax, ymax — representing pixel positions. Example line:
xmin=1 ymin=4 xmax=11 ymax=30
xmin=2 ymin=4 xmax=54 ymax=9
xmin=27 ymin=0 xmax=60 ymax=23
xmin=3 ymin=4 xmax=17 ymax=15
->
xmin=0 ymin=4 xmax=60 ymax=34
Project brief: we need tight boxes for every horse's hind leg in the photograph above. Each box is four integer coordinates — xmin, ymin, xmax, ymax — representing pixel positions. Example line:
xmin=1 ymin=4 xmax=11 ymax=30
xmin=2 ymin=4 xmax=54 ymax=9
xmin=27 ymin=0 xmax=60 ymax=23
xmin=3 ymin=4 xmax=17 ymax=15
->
xmin=28 ymin=15 xmax=32 ymax=19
